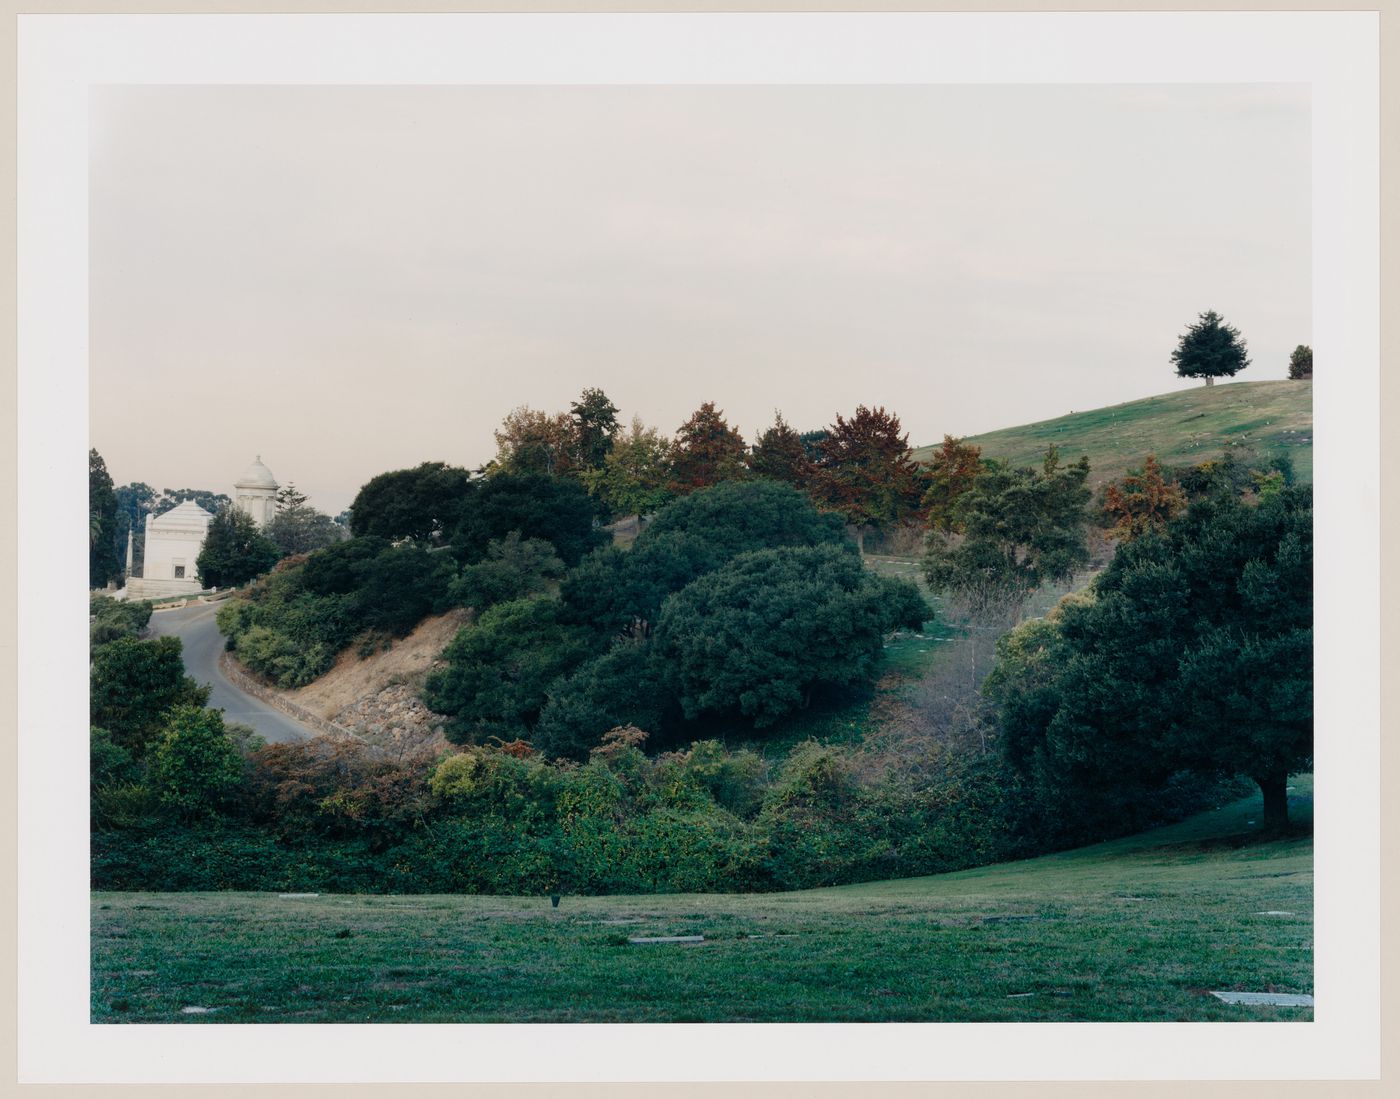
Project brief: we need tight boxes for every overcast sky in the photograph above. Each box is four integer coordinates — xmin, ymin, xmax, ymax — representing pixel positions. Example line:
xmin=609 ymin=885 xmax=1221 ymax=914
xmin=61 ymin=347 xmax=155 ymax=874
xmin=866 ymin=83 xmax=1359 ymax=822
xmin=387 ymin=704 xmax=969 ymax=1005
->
xmin=90 ymin=84 xmax=1310 ymax=514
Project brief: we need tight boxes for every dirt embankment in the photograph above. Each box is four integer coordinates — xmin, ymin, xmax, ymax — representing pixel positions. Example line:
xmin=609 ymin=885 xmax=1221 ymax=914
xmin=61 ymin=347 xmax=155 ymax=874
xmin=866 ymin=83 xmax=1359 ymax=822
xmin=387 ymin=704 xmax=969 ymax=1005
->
xmin=284 ymin=608 xmax=470 ymax=754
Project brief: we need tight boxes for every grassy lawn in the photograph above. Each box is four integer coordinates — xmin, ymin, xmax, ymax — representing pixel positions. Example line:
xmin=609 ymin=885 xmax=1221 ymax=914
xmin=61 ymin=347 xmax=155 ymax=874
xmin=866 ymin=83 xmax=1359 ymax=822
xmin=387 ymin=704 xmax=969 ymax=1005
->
xmin=911 ymin=379 xmax=1312 ymax=486
xmin=91 ymin=776 xmax=1312 ymax=1024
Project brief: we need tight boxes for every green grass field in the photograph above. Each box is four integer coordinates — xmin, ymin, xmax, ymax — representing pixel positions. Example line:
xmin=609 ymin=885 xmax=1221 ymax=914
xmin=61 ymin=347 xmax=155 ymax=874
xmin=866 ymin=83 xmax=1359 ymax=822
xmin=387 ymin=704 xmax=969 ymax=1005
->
xmin=912 ymin=380 xmax=1312 ymax=486
xmin=91 ymin=776 xmax=1312 ymax=1024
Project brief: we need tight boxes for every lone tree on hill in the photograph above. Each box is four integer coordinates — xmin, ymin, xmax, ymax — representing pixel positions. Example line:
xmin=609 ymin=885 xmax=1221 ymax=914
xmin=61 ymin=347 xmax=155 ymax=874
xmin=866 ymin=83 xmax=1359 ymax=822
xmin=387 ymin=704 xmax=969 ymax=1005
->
xmin=1288 ymin=344 xmax=1313 ymax=380
xmin=1171 ymin=309 xmax=1250 ymax=386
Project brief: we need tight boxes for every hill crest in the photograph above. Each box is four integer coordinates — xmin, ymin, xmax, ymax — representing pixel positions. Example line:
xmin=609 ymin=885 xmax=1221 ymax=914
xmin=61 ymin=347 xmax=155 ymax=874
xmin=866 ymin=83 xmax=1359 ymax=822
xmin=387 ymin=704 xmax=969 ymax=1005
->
xmin=914 ymin=380 xmax=1312 ymax=486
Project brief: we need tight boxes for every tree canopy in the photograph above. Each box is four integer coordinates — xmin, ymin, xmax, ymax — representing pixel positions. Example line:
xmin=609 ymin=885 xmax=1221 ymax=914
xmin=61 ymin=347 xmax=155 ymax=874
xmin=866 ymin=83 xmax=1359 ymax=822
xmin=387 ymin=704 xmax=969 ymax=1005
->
xmin=492 ymin=406 xmax=580 ymax=477
xmin=987 ymin=484 xmax=1312 ymax=829
xmin=90 ymin=636 xmax=210 ymax=754
xmin=265 ymin=484 xmax=346 ymax=557
xmin=89 ymin=449 xmax=123 ymax=589
xmin=920 ymin=435 xmax=983 ymax=533
xmin=453 ymin=471 xmax=606 ymax=567
xmin=1288 ymin=344 xmax=1313 ymax=380
xmin=668 ymin=402 xmax=748 ymax=494
xmin=654 ymin=544 xmax=928 ymax=728
xmin=423 ymin=597 xmax=595 ymax=743
xmin=922 ymin=448 xmax=1091 ymax=619
xmin=748 ymin=412 xmax=814 ymax=488
xmin=580 ymin=416 xmax=674 ymax=520
xmin=812 ymin=406 xmax=926 ymax=546
xmin=349 ymin=462 xmax=476 ymax=543
xmin=196 ymin=505 xmax=280 ymax=589
xmin=569 ymin=387 xmax=621 ymax=471
xmin=1101 ymin=456 xmax=1187 ymax=543
xmin=1171 ymin=309 xmax=1250 ymax=386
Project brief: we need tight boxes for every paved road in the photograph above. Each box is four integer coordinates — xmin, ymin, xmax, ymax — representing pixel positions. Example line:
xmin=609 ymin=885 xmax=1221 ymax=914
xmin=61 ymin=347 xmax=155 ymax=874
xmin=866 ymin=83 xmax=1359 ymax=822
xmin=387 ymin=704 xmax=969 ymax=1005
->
xmin=148 ymin=602 xmax=311 ymax=743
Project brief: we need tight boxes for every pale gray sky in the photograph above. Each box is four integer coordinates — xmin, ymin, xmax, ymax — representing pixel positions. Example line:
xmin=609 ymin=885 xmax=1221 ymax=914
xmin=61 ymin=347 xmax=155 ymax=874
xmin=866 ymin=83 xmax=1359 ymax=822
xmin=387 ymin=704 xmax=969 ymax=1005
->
xmin=90 ymin=84 xmax=1310 ymax=514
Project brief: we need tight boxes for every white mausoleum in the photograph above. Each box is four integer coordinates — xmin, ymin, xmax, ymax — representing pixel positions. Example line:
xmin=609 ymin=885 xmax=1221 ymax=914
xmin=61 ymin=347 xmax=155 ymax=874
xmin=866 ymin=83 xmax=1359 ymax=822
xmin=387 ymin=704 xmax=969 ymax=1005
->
xmin=235 ymin=456 xmax=279 ymax=528
xmin=124 ymin=456 xmax=279 ymax=599
xmin=127 ymin=499 xmax=214 ymax=598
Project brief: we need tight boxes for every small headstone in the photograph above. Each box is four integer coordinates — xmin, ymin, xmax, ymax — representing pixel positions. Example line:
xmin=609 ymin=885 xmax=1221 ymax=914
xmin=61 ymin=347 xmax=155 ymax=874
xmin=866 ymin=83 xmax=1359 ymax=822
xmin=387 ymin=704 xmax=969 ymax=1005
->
xmin=181 ymin=1006 xmax=218 ymax=1014
xmin=1209 ymin=991 xmax=1313 ymax=1007
xmin=278 ymin=893 xmax=319 ymax=898
xmin=1006 ymin=992 xmax=1035 ymax=998
xmin=628 ymin=935 xmax=704 ymax=945
xmin=1258 ymin=911 xmax=1295 ymax=916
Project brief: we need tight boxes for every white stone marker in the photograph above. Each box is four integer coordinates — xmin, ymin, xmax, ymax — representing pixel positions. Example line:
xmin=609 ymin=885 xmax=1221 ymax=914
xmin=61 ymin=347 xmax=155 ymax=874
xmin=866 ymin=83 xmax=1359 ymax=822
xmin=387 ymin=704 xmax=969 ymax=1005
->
xmin=1209 ymin=991 xmax=1314 ymax=1007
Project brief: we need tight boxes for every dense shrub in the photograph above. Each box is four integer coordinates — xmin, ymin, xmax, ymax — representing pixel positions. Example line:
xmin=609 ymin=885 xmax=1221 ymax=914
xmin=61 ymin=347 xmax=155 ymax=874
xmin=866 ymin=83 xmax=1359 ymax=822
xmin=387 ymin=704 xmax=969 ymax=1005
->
xmin=532 ymin=639 xmax=672 ymax=760
xmin=453 ymin=472 xmax=607 ymax=567
xmin=217 ymin=539 xmax=456 ymax=688
xmin=654 ymin=545 xmax=929 ymax=728
xmin=449 ymin=533 xmax=564 ymax=612
xmin=89 ymin=636 xmax=210 ymax=754
xmin=422 ymin=598 xmax=595 ymax=744
xmin=149 ymin=705 xmax=245 ymax=818
xmin=90 ymin=595 xmax=152 ymax=648
xmin=636 ymin=479 xmax=846 ymax=563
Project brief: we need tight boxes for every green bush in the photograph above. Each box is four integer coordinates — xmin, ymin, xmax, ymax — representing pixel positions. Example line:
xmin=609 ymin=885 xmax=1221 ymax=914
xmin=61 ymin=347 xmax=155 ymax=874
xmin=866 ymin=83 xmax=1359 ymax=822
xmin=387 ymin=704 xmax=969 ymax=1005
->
xmin=90 ymin=595 xmax=153 ymax=648
xmin=150 ymin=705 xmax=245 ymax=818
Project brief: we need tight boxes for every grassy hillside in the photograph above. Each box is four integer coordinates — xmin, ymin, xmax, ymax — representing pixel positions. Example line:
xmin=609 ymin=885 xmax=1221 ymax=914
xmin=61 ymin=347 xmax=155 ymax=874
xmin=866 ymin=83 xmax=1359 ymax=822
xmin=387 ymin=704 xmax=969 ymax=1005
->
xmin=92 ymin=777 xmax=1312 ymax=1024
xmin=913 ymin=380 xmax=1312 ymax=486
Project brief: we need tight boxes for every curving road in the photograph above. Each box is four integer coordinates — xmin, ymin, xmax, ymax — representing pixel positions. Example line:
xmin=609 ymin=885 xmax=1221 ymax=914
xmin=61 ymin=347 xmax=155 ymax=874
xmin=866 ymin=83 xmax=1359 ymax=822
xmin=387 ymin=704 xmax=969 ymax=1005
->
xmin=148 ymin=601 xmax=311 ymax=743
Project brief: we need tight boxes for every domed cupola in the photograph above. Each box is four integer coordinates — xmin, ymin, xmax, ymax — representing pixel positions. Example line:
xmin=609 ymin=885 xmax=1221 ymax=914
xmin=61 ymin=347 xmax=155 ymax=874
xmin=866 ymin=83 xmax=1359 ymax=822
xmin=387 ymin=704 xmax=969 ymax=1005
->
xmin=234 ymin=455 xmax=279 ymax=528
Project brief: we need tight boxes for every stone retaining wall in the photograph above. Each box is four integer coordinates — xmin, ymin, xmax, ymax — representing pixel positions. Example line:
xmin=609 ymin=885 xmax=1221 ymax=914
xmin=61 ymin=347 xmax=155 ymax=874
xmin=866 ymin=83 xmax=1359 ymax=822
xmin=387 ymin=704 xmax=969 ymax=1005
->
xmin=218 ymin=651 xmax=364 ymax=743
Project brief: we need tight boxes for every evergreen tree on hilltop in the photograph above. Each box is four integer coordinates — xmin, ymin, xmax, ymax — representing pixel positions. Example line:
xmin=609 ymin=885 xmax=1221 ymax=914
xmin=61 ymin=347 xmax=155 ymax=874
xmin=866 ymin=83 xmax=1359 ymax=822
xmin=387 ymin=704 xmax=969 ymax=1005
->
xmin=1171 ymin=309 xmax=1250 ymax=387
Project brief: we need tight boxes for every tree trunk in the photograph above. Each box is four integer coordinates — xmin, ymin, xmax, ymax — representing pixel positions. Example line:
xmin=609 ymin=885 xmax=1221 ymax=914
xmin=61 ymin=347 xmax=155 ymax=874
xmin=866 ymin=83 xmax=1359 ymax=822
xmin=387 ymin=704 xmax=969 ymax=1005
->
xmin=1258 ymin=772 xmax=1289 ymax=832
xmin=1204 ymin=376 xmax=1215 ymax=387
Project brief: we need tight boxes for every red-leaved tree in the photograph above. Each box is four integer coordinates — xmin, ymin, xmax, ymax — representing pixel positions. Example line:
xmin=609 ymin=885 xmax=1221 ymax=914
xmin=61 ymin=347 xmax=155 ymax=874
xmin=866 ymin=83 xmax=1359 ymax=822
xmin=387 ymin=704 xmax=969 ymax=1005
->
xmin=813 ymin=405 xmax=926 ymax=551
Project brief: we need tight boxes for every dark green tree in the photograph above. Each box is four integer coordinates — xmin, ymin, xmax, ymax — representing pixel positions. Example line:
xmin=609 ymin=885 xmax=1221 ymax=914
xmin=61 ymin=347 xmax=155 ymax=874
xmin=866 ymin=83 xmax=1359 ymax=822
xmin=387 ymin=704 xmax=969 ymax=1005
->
xmin=112 ymin=481 xmax=157 ymax=576
xmin=654 ymin=544 xmax=928 ymax=728
xmin=922 ymin=448 xmax=1091 ymax=620
xmin=89 ymin=449 xmax=123 ymax=589
xmin=153 ymin=487 xmax=232 ymax=515
xmin=449 ymin=532 xmax=565 ymax=612
xmin=748 ymin=411 xmax=815 ymax=488
xmin=533 ymin=639 xmax=671 ymax=760
xmin=1288 ymin=344 xmax=1313 ymax=380
xmin=90 ymin=593 xmax=153 ymax=648
xmin=89 ymin=636 xmax=210 ymax=755
xmin=562 ymin=481 xmax=848 ymax=641
xmin=988 ymin=484 xmax=1312 ymax=830
xmin=638 ymin=478 xmax=846 ymax=564
xmin=150 ymin=704 xmax=245 ymax=818
xmin=560 ymin=532 xmax=718 ymax=641
xmin=349 ymin=462 xmax=477 ymax=543
xmin=1171 ymin=309 xmax=1250 ymax=386
xmin=265 ymin=485 xmax=345 ymax=557
xmin=570 ymin=387 xmax=621 ymax=471
xmin=196 ymin=505 xmax=280 ymax=589
xmin=423 ymin=597 xmax=595 ymax=743
xmin=453 ymin=472 xmax=606 ymax=567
